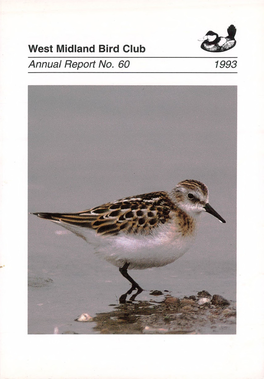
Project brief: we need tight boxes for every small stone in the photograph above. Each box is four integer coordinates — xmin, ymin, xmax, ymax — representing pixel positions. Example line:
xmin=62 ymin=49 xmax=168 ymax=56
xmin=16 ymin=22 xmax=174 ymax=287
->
xmin=197 ymin=290 xmax=211 ymax=298
xmin=75 ymin=313 xmax=93 ymax=322
xmin=150 ymin=290 xmax=163 ymax=296
xmin=211 ymin=295 xmax=230 ymax=307
xmin=198 ymin=297 xmax=211 ymax=305
xmin=164 ymin=296 xmax=180 ymax=305
xmin=180 ymin=298 xmax=195 ymax=306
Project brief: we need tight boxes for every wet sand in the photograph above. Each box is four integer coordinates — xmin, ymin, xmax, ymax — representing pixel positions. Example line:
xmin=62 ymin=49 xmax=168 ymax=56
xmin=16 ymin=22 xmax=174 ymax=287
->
xmin=67 ymin=290 xmax=236 ymax=334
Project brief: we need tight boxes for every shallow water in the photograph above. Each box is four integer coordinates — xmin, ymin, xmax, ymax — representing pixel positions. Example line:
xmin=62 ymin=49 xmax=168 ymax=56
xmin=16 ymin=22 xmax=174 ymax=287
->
xmin=28 ymin=86 xmax=236 ymax=334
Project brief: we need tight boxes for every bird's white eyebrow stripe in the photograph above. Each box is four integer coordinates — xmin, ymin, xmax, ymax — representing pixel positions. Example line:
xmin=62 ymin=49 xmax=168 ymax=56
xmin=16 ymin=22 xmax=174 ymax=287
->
xmin=119 ymin=198 xmax=142 ymax=202
xmin=118 ymin=197 xmax=161 ymax=203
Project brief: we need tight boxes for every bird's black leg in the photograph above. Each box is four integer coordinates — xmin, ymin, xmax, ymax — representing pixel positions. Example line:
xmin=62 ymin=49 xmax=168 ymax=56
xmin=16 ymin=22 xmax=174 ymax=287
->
xmin=119 ymin=262 xmax=143 ymax=303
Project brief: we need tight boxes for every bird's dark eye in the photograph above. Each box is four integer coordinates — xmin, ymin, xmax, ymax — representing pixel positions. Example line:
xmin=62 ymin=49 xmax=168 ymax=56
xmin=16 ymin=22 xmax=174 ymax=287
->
xmin=188 ymin=193 xmax=199 ymax=203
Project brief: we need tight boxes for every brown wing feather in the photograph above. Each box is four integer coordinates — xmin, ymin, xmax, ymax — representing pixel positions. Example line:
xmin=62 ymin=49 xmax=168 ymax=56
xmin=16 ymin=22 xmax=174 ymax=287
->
xmin=35 ymin=191 xmax=177 ymax=236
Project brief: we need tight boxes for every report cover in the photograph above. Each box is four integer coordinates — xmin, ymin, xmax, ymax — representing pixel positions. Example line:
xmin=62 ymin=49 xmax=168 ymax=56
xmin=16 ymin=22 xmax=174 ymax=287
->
xmin=0 ymin=1 xmax=263 ymax=378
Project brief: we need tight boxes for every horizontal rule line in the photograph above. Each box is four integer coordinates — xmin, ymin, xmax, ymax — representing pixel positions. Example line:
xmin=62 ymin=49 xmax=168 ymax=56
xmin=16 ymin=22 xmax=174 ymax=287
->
xmin=28 ymin=56 xmax=238 ymax=59
xmin=28 ymin=71 xmax=238 ymax=74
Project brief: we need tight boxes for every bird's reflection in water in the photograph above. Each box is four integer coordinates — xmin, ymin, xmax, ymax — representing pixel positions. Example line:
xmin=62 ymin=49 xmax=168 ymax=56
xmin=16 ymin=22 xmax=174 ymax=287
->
xmin=119 ymin=286 xmax=143 ymax=303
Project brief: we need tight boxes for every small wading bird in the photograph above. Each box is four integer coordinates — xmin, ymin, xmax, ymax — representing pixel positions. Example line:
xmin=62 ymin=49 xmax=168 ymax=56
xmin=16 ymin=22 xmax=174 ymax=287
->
xmin=33 ymin=179 xmax=226 ymax=303
xmin=200 ymin=24 xmax=236 ymax=52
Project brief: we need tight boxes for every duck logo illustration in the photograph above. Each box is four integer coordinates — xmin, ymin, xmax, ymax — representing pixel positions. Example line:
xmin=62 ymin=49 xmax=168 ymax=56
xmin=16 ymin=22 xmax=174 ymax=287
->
xmin=200 ymin=25 xmax=236 ymax=52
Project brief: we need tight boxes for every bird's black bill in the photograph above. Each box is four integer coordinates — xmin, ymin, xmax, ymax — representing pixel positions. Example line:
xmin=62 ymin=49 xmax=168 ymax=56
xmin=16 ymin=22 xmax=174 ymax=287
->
xmin=204 ymin=203 xmax=226 ymax=223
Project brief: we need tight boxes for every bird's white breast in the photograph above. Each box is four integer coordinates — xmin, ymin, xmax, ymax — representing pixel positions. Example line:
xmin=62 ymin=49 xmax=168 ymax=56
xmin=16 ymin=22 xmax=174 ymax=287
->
xmin=93 ymin=219 xmax=196 ymax=269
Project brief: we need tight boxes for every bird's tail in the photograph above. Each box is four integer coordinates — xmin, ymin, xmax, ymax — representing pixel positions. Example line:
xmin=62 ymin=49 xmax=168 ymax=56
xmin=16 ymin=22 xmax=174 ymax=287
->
xmin=227 ymin=25 xmax=236 ymax=39
xmin=33 ymin=212 xmax=64 ymax=220
xmin=32 ymin=212 xmax=93 ymax=226
xmin=32 ymin=211 xmax=96 ymax=241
